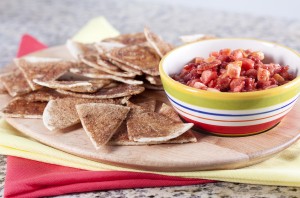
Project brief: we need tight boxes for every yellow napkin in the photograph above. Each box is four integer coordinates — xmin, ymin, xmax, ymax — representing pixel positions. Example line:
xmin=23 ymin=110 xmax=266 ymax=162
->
xmin=1 ymin=119 xmax=300 ymax=187
xmin=72 ymin=16 xmax=119 ymax=43
xmin=1 ymin=17 xmax=300 ymax=187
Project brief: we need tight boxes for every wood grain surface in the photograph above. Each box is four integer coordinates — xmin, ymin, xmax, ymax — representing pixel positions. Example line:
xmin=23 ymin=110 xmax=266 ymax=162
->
xmin=1 ymin=46 xmax=300 ymax=172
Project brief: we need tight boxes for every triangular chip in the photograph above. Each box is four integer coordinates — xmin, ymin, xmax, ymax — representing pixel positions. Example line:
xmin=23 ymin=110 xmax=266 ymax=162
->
xmin=102 ymin=33 xmax=147 ymax=45
xmin=15 ymin=57 xmax=73 ymax=90
xmin=159 ymin=103 xmax=197 ymax=143
xmin=66 ymin=40 xmax=98 ymax=60
xmin=22 ymin=88 xmax=64 ymax=102
xmin=70 ymin=64 xmax=143 ymax=85
xmin=143 ymin=83 xmax=164 ymax=90
xmin=56 ymin=84 xmax=145 ymax=99
xmin=94 ymin=42 xmax=126 ymax=54
xmin=106 ymin=45 xmax=160 ymax=76
xmin=33 ymin=79 xmax=111 ymax=93
xmin=127 ymin=111 xmax=193 ymax=143
xmin=76 ymin=103 xmax=130 ymax=148
xmin=109 ymin=100 xmax=155 ymax=145
xmin=43 ymin=97 xmax=124 ymax=131
xmin=110 ymin=101 xmax=196 ymax=145
xmin=145 ymin=75 xmax=162 ymax=85
xmin=127 ymin=100 xmax=156 ymax=112
xmin=109 ymin=127 xmax=196 ymax=145
xmin=96 ymin=56 xmax=120 ymax=71
xmin=0 ymin=82 xmax=7 ymax=94
xmin=1 ymin=97 xmax=47 ymax=118
xmin=144 ymin=27 xmax=173 ymax=58
xmin=108 ymin=59 xmax=143 ymax=75
xmin=0 ymin=69 xmax=32 ymax=96
xmin=158 ymin=103 xmax=182 ymax=122
xmin=79 ymin=55 xmax=136 ymax=78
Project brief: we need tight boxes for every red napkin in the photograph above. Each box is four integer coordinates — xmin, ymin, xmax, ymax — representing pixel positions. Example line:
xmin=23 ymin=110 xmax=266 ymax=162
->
xmin=3 ymin=34 xmax=214 ymax=198
xmin=16 ymin=34 xmax=47 ymax=57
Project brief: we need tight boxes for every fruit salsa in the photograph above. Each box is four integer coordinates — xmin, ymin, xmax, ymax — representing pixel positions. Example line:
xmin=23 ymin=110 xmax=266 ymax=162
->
xmin=172 ymin=48 xmax=296 ymax=92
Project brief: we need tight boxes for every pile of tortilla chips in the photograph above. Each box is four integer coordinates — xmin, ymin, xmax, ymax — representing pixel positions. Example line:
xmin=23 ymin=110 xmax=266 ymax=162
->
xmin=0 ymin=28 xmax=197 ymax=149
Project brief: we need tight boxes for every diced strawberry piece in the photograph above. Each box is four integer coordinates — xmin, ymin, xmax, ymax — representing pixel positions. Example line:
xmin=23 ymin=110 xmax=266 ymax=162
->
xmin=197 ymin=60 xmax=221 ymax=71
xmin=262 ymin=64 xmax=276 ymax=76
xmin=230 ymin=49 xmax=244 ymax=60
xmin=220 ymin=48 xmax=231 ymax=56
xmin=183 ymin=63 xmax=196 ymax=71
xmin=207 ymin=88 xmax=220 ymax=92
xmin=219 ymin=68 xmax=227 ymax=75
xmin=244 ymin=49 xmax=253 ymax=57
xmin=241 ymin=58 xmax=254 ymax=70
xmin=273 ymin=74 xmax=285 ymax=84
xmin=257 ymin=80 xmax=271 ymax=89
xmin=193 ymin=82 xmax=207 ymax=90
xmin=217 ymin=55 xmax=230 ymax=62
xmin=187 ymin=79 xmax=200 ymax=86
xmin=216 ymin=76 xmax=231 ymax=91
xmin=230 ymin=78 xmax=245 ymax=92
xmin=210 ymin=51 xmax=219 ymax=58
xmin=208 ymin=79 xmax=217 ymax=88
xmin=205 ymin=56 xmax=216 ymax=63
xmin=183 ymin=68 xmax=200 ymax=83
xmin=250 ymin=51 xmax=264 ymax=61
xmin=244 ymin=78 xmax=256 ymax=91
xmin=226 ymin=61 xmax=242 ymax=78
xmin=257 ymin=68 xmax=270 ymax=82
xmin=195 ymin=57 xmax=205 ymax=64
xmin=200 ymin=70 xmax=218 ymax=85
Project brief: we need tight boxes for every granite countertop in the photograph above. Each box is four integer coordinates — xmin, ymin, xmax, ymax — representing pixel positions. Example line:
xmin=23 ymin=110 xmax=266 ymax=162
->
xmin=1 ymin=0 xmax=300 ymax=197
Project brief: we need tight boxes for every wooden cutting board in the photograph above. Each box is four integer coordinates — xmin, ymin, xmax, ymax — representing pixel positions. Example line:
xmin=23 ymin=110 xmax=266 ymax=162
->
xmin=1 ymin=46 xmax=300 ymax=172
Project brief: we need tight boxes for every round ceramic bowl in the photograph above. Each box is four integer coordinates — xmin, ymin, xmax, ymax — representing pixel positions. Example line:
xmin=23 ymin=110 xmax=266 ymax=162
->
xmin=159 ymin=38 xmax=300 ymax=136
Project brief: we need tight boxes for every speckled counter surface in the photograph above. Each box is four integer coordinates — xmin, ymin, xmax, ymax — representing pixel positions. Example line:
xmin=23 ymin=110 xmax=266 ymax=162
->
xmin=1 ymin=0 xmax=300 ymax=197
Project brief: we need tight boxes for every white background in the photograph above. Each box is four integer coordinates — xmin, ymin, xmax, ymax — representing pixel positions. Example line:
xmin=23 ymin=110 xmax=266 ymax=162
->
xmin=150 ymin=0 xmax=300 ymax=20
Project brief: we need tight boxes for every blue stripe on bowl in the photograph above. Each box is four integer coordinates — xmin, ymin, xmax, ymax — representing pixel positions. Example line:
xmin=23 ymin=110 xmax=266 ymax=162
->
xmin=166 ymin=93 xmax=299 ymax=117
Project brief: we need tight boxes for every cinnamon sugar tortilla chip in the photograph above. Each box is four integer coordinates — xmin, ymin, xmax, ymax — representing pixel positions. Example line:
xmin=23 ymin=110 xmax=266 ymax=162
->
xmin=70 ymin=64 xmax=143 ymax=85
xmin=145 ymin=75 xmax=162 ymax=85
xmin=106 ymin=45 xmax=160 ymax=76
xmin=56 ymin=84 xmax=145 ymax=99
xmin=108 ymin=59 xmax=143 ymax=76
xmin=96 ymin=56 xmax=120 ymax=71
xmin=94 ymin=42 xmax=126 ymax=54
xmin=110 ymin=101 xmax=196 ymax=145
xmin=0 ymin=69 xmax=32 ymax=96
xmin=1 ymin=97 xmax=47 ymax=119
xmin=76 ymin=103 xmax=130 ymax=148
xmin=15 ymin=57 xmax=73 ymax=90
xmin=0 ymin=82 xmax=7 ymax=94
xmin=143 ymin=83 xmax=164 ymax=91
xmin=102 ymin=33 xmax=147 ymax=45
xmin=158 ymin=103 xmax=182 ymax=122
xmin=66 ymin=40 xmax=98 ymax=60
xmin=33 ymin=79 xmax=111 ymax=93
xmin=22 ymin=88 xmax=64 ymax=102
xmin=144 ymin=27 xmax=173 ymax=58
xmin=79 ymin=55 xmax=136 ymax=78
xmin=43 ymin=97 xmax=124 ymax=131
xmin=159 ymin=103 xmax=197 ymax=143
xmin=127 ymin=110 xmax=193 ymax=143
xmin=109 ymin=126 xmax=196 ymax=145
xmin=126 ymin=100 xmax=156 ymax=112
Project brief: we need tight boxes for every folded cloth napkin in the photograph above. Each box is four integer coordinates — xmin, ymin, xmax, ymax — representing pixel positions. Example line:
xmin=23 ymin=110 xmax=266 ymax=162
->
xmin=1 ymin=17 xmax=300 ymax=198
xmin=5 ymin=157 xmax=210 ymax=198
xmin=2 ymin=18 xmax=212 ymax=198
